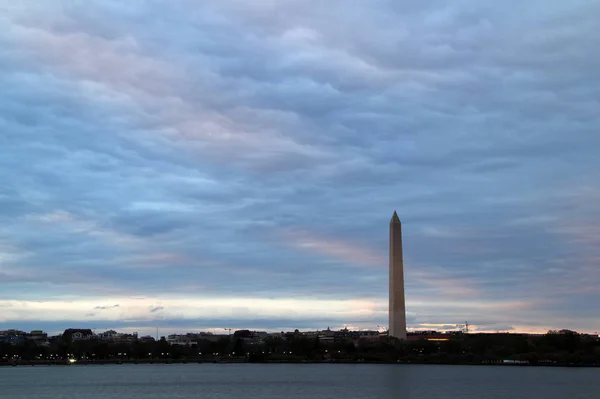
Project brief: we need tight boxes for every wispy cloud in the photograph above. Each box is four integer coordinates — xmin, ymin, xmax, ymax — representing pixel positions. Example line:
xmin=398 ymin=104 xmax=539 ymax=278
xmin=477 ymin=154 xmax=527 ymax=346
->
xmin=280 ymin=229 xmax=385 ymax=268
xmin=94 ymin=304 xmax=120 ymax=310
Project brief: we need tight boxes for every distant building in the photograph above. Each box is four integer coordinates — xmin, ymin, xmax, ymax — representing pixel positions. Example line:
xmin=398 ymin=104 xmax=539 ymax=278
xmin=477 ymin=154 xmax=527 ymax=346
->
xmin=63 ymin=328 xmax=95 ymax=342
xmin=0 ymin=330 xmax=26 ymax=346
xmin=168 ymin=334 xmax=198 ymax=346
xmin=194 ymin=333 xmax=228 ymax=342
xmin=0 ymin=329 xmax=26 ymax=336
xmin=27 ymin=330 xmax=49 ymax=346
xmin=98 ymin=330 xmax=118 ymax=341
xmin=97 ymin=330 xmax=138 ymax=343
xmin=407 ymin=331 xmax=450 ymax=342
xmin=317 ymin=328 xmax=336 ymax=344
xmin=114 ymin=332 xmax=138 ymax=344
xmin=356 ymin=330 xmax=381 ymax=341
xmin=232 ymin=330 xmax=268 ymax=344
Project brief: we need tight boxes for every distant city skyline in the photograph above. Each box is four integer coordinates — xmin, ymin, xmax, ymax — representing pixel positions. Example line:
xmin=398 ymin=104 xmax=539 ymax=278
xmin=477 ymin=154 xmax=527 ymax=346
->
xmin=1 ymin=0 xmax=599 ymax=336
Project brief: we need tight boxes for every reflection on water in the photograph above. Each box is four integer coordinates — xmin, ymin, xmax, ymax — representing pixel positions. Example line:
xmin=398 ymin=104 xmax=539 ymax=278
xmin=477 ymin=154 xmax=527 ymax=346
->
xmin=0 ymin=363 xmax=598 ymax=399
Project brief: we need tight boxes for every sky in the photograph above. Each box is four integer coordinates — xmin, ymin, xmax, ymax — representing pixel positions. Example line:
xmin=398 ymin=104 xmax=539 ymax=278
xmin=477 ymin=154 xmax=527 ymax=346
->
xmin=1 ymin=0 xmax=599 ymax=337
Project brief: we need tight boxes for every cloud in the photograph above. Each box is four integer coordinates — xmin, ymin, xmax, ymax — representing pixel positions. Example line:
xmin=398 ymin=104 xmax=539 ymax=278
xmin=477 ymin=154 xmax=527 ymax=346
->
xmin=0 ymin=0 xmax=599 ymax=335
xmin=278 ymin=229 xmax=386 ymax=268
xmin=94 ymin=304 xmax=120 ymax=310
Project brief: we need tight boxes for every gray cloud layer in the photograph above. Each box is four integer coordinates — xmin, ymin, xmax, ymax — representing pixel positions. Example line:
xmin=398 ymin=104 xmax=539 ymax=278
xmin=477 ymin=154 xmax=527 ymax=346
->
xmin=1 ymin=0 xmax=599 ymax=334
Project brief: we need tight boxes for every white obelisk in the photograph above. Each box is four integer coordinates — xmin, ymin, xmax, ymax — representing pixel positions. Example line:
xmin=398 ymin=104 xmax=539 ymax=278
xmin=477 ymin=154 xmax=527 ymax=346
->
xmin=389 ymin=211 xmax=407 ymax=339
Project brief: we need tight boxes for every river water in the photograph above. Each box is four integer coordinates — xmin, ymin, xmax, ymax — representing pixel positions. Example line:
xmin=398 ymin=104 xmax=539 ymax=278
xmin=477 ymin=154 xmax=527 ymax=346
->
xmin=0 ymin=363 xmax=598 ymax=398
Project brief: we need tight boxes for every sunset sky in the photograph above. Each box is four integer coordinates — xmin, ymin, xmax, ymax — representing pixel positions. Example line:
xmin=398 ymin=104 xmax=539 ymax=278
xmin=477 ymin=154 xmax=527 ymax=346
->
xmin=1 ymin=0 xmax=599 ymax=336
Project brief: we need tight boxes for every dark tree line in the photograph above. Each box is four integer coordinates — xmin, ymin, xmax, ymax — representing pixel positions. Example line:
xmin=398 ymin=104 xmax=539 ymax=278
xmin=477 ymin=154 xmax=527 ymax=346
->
xmin=2 ymin=330 xmax=599 ymax=365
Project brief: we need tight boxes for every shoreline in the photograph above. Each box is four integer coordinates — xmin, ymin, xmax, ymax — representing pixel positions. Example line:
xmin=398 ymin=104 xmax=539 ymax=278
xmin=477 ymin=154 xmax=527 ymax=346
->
xmin=1 ymin=359 xmax=598 ymax=368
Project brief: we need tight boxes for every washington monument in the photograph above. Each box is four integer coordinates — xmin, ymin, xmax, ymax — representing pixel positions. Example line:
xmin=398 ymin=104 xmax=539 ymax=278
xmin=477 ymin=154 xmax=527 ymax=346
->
xmin=389 ymin=210 xmax=407 ymax=339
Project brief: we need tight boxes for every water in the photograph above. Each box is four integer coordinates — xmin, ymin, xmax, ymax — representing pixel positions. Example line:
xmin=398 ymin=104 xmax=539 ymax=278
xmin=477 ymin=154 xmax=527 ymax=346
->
xmin=0 ymin=364 xmax=598 ymax=399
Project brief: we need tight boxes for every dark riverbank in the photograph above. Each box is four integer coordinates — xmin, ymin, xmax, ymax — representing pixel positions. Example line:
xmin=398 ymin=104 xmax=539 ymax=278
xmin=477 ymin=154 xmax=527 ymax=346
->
xmin=2 ymin=358 xmax=599 ymax=367
xmin=3 ymin=330 xmax=598 ymax=369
